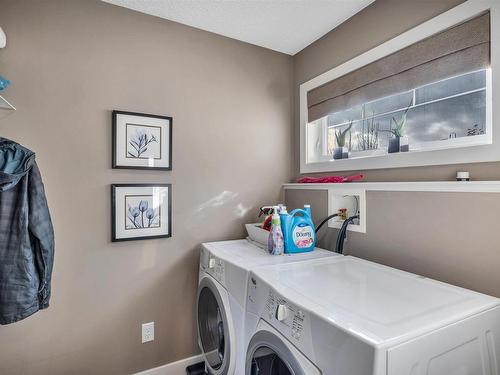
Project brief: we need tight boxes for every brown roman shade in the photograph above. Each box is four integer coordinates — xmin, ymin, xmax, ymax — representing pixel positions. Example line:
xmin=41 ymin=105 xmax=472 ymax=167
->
xmin=307 ymin=12 xmax=491 ymax=123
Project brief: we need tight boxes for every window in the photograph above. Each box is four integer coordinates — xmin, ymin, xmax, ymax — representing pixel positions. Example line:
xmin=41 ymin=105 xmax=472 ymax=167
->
xmin=300 ymin=1 xmax=498 ymax=173
xmin=315 ymin=69 xmax=489 ymax=159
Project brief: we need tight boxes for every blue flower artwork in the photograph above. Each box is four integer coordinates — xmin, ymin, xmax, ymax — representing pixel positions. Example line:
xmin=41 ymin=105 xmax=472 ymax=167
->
xmin=113 ymin=111 xmax=172 ymax=170
xmin=112 ymin=184 xmax=171 ymax=242
xmin=125 ymin=124 xmax=161 ymax=160
xmin=125 ymin=195 xmax=160 ymax=230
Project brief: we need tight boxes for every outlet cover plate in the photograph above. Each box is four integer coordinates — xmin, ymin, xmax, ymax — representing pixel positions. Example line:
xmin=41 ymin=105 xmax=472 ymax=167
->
xmin=327 ymin=188 xmax=366 ymax=233
xmin=142 ymin=322 xmax=154 ymax=343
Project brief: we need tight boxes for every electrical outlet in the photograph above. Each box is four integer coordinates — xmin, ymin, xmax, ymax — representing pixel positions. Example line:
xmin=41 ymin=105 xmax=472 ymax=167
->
xmin=142 ymin=322 xmax=154 ymax=343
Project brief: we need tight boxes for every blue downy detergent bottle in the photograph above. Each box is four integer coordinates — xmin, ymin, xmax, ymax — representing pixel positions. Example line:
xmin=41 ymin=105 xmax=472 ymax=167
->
xmin=280 ymin=205 xmax=316 ymax=253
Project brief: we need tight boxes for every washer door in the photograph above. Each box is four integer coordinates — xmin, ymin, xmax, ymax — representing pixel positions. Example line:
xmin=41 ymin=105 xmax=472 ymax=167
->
xmin=197 ymin=276 xmax=232 ymax=374
xmin=246 ymin=328 xmax=312 ymax=375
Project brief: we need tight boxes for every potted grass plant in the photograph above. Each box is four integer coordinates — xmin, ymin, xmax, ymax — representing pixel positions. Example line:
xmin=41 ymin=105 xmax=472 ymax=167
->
xmin=356 ymin=111 xmax=379 ymax=156
xmin=387 ymin=101 xmax=412 ymax=154
xmin=333 ymin=122 xmax=353 ymax=160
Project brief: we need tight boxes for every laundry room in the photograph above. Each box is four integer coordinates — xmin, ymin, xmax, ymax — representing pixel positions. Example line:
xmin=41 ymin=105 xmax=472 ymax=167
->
xmin=0 ymin=0 xmax=499 ymax=374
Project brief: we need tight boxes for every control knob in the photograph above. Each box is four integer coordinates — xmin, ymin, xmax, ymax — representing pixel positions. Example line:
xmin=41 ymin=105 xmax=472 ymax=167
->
xmin=276 ymin=304 xmax=289 ymax=321
xmin=208 ymin=258 xmax=216 ymax=269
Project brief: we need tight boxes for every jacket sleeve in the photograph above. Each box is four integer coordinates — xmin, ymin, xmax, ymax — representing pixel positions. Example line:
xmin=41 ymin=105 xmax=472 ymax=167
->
xmin=28 ymin=162 xmax=55 ymax=309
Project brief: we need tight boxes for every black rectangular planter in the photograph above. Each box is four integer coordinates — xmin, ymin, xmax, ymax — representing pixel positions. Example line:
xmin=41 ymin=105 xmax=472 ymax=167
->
xmin=333 ymin=147 xmax=349 ymax=160
xmin=388 ymin=137 xmax=400 ymax=153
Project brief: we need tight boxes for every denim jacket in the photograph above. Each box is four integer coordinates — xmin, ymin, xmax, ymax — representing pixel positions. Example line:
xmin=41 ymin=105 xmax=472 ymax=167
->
xmin=0 ymin=138 xmax=54 ymax=324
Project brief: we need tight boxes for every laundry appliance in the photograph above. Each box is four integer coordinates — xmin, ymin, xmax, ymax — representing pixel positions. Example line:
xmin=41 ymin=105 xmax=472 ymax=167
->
xmin=245 ymin=255 xmax=500 ymax=375
xmin=197 ymin=239 xmax=338 ymax=375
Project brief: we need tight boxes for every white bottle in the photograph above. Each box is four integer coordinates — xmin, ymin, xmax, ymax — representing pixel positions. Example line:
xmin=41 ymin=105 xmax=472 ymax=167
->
xmin=267 ymin=206 xmax=284 ymax=255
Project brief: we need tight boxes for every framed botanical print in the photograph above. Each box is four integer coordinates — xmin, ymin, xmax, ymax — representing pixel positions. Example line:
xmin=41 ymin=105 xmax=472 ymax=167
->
xmin=111 ymin=184 xmax=172 ymax=242
xmin=112 ymin=110 xmax=172 ymax=170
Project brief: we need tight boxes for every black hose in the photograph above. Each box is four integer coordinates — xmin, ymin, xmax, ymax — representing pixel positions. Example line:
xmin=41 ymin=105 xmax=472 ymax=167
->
xmin=335 ymin=215 xmax=359 ymax=254
xmin=315 ymin=213 xmax=339 ymax=233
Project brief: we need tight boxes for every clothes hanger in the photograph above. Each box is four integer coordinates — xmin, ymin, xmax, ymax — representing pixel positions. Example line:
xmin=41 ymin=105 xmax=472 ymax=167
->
xmin=0 ymin=95 xmax=15 ymax=111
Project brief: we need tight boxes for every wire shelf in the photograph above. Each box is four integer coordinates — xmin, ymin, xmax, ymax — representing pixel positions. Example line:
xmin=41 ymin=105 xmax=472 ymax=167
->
xmin=0 ymin=95 xmax=15 ymax=111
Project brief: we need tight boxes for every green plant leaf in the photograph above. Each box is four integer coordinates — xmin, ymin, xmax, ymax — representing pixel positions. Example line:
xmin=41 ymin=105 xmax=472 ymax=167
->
xmin=335 ymin=121 xmax=353 ymax=147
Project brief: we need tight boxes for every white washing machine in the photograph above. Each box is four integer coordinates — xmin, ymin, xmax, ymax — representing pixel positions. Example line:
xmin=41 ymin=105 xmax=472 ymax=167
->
xmin=197 ymin=239 xmax=339 ymax=375
xmin=245 ymin=255 xmax=500 ymax=375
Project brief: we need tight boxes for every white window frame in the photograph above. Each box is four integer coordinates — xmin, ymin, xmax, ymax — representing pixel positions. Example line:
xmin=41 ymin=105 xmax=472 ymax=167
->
xmin=300 ymin=0 xmax=498 ymax=174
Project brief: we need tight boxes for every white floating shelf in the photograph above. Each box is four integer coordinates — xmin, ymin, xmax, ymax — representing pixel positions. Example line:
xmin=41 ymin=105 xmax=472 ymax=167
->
xmin=283 ymin=181 xmax=500 ymax=193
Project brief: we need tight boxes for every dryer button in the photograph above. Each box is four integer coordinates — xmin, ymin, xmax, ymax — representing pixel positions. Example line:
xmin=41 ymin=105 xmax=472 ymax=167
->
xmin=276 ymin=304 xmax=289 ymax=322
xmin=208 ymin=258 xmax=216 ymax=269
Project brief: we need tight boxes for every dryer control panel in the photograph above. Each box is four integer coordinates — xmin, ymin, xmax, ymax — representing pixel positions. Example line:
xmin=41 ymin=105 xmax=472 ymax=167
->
xmin=200 ymin=247 xmax=226 ymax=285
xmin=207 ymin=256 xmax=225 ymax=285
xmin=248 ymin=275 xmax=312 ymax=351
xmin=265 ymin=290 xmax=307 ymax=341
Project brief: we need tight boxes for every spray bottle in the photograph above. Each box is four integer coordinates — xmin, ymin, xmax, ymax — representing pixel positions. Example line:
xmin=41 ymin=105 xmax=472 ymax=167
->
xmin=267 ymin=206 xmax=284 ymax=255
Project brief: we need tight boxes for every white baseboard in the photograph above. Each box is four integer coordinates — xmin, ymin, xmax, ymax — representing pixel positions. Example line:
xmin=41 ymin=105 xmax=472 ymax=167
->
xmin=134 ymin=354 xmax=204 ymax=375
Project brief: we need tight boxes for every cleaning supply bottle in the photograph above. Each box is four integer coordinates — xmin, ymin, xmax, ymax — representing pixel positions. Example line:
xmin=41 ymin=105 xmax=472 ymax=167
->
xmin=277 ymin=204 xmax=286 ymax=214
xmin=281 ymin=205 xmax=316 ymax=253
xmin=267 ymin=207 xmax=284 ymax=255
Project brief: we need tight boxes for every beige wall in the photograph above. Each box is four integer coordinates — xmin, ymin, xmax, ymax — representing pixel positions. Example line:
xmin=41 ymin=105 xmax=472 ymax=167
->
xmin=285 ymin=189 xmax=500 ymax=298
xmin=291 ymin=0 xmax=500 ymax=181
xmin=0 ymin=1 xmax=292 ymax=374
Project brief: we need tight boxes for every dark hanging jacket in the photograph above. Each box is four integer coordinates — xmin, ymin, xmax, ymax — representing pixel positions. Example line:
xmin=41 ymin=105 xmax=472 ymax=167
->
xmin=0 ymin=138 xmax=54 ymax=324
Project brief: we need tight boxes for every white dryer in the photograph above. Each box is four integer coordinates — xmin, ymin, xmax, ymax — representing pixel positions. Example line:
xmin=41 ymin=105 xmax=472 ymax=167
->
xmin=197 ymin=239 xmax=338 ymax=375
xmin=245 ymin=255 xmax=500 ymax=375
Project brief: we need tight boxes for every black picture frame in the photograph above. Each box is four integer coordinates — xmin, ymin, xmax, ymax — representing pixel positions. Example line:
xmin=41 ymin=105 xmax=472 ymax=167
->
xmin=112 ymin=110 xmax=173 ymax=170
xmin=111 ymin=183 xmax=172 ymax=242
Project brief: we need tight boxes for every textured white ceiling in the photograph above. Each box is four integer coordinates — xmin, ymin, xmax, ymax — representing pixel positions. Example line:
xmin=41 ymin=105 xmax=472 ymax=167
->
xmin=102 ymin=0 xmax=374 ymax=55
